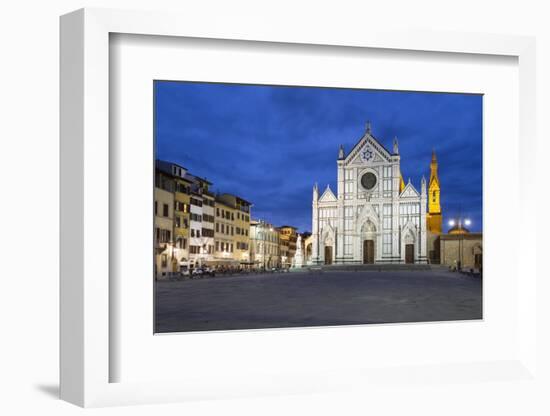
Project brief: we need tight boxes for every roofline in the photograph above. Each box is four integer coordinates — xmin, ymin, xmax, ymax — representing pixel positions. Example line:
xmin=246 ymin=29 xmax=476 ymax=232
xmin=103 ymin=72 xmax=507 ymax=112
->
xmin=219 ymin=192 xmax=252 ymax=206
xmin=344 ymin=131 xmax=393 ymax=163
xmin=156 ymin=159 xmax=188 ymax=171
xmin=186 ymin=173 xmax=213 ymax=186
xmin=214 ymin=198 xmax=235 ymax=209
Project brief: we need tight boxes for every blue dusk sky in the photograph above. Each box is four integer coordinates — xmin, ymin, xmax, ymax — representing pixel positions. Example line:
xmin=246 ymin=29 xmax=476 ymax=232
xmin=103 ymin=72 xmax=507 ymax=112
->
xmin=155 ymin=81 xmax=483 ymax=233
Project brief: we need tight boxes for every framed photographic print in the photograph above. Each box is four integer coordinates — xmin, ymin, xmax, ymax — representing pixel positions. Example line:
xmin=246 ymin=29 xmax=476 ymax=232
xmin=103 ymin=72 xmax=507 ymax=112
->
xmin=60 ymin=8 xmax=538 ymax=408
xmin=152 ymin=81 xmax=483 ymax=334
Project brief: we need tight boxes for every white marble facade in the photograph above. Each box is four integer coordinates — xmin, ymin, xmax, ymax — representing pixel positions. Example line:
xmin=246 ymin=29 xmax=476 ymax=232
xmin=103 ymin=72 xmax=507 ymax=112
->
xmin=311 ymin=124 xmax=428 ymax=265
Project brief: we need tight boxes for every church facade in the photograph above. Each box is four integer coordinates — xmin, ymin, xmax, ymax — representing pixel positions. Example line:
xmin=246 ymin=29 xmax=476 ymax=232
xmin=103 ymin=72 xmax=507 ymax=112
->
xmin=311 ymin=123 xmax=435 ymax=265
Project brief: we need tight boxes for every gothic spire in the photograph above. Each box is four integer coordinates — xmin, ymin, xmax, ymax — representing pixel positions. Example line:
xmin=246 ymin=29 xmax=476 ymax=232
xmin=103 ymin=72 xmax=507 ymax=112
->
xmin=338 ymin=144 xmax=345 ymax=160
xmin=430 ymin=149 xmax=440 ymax=187
xmin=393 ymin=136 xmax=399 ymax=154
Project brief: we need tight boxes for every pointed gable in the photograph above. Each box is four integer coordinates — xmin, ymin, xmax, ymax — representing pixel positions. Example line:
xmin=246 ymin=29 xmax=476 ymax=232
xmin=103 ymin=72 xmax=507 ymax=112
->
xmin=400 ymin=181 xmax=420 ymax=198
xmin=344 ymin=130 xmax=393 ymax=166
xmin=319 ymin=185 xmax=337 ymax=202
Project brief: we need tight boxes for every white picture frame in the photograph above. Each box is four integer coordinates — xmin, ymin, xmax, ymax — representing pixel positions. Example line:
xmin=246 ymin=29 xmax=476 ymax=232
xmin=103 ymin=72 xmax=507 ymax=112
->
xmin=60 ymin=8 xmax=538 ymax=408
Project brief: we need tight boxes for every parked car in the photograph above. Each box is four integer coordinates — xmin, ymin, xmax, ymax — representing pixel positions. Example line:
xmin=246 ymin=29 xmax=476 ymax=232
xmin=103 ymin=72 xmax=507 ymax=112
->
xmin=202 ymin=267 xmax=216 ymax=277
xmin=179 ymin=266 xmax=191 ymax=277
xmin=190 ymin=268 xmax=203 ymax=278
xmin=190 ymin=267 xmax=216 ymax=278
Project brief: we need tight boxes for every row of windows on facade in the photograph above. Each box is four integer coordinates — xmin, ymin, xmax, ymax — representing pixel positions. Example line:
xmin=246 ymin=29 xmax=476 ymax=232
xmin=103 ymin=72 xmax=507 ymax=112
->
xmin=320 ymin=215 xmax=420 ymax=232
xmin=216 ymin=207 xmax=250 ymax=222
xmin=173 ymin=182 xmax=212 ymax=200
xmin=156 ymin=175 xmax=174 ymax=193
xmin=319 ymin=203 xmax=421 ymax=219
xmin=236 ymin=204 xmax=251 ymax=214
xmin=320 ymin=203 xmax=421 ymax=232
xmin=175 ymin=200 xmax=215 ymax=214
xmin=189 ymin=244 xmax=214 ymax=254
xmin=175 ymin=182 xmax=189 ymax=194
xmin=253 ymin=232 xmax=278 ymax=243
xmin=171 ymin=199 xmax=251 ymax=223
xmin=215 ymin=222 xmax=249 ymax=237
xmin=170 ymin=237 xmax=249 ymax=252
xmin=343 ymin=166 xmax=395 ymax=198
xmin=255 ymin=243 xmax=279 ymax=255
xmin=279 ymin=229 xmax=295 ymax=235
xmin=156 ymin=228 xmax=217 ymax=245
xmin=175 ymin=216 xmax=189 ymax=228
xmin=190 ymin=197 xmax=215 ymax=208
xmin=344 ymin=182 xmax=393 ymax=198
xmin=215 ymin=241 xmax=250 ymax=252
xmin=156 ymin=228 xmax=171 ymax=244
xmin=156 ymin=206 xmax=250 ymax=236
xmin=189 ymin=213 xmax=215 ymax=223
xmin=189 ymin=228 xmax=215 ymax=238
xmin=155 ymin=202 xmax=170 ymax=217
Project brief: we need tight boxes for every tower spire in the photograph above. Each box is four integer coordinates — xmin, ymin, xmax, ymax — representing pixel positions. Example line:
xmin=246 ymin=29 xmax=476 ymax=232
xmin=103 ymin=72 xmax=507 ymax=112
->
xmin=313 ymin=182 xmax=319 ymax=201
xmin=430 ymin=149 xmax=439 ymax=186
xmin=427 ymin=149 xmax=442 ymax=234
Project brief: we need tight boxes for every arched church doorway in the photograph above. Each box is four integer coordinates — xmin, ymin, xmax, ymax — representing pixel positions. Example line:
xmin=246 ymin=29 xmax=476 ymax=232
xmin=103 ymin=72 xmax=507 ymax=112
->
xmin=324 ymin=246 xmax=333 ymax=265
xmin=363 ymin=240 xmax=375 ymax=264
xmin=405 ymin=244 xmax=414 ymax=264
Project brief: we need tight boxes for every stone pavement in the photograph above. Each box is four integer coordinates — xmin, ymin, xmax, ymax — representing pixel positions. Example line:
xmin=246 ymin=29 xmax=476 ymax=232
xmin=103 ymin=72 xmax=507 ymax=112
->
xmin=155 ymin=269 xmax=482 ymax=333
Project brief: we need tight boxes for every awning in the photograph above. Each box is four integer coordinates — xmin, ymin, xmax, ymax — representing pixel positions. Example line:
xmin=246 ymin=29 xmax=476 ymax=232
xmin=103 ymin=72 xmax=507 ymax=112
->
xmin=204 ymin=258 xmax=240 ymax=265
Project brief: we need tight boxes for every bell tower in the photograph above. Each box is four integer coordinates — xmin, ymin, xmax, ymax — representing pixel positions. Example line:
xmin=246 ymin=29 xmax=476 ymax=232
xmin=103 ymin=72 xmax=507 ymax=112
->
xmin=427 ymin=150 xmax=442 ymax=234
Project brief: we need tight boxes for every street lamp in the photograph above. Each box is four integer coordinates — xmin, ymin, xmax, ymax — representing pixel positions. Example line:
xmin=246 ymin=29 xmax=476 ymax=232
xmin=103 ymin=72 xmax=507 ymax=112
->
xmin=447 ymin=214 xmax=472 ymax=272
xmin=448 ymin=217 xmax=471 ymax=231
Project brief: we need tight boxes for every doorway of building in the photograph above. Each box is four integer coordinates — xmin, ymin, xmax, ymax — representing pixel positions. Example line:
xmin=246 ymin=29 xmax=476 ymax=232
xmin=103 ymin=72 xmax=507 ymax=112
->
xmin=363 ymin=240 xmax=374 ymax=264
xmin=405 ymin=244 xmax=414 ymax=264
xmin=474 ymin=253 xmax=482 ymax=269
xmin=324 ymin=246 xmax=333 ymax=265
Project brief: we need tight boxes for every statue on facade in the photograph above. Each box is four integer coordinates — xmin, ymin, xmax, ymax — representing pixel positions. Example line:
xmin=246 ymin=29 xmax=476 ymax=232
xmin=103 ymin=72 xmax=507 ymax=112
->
xmin=293 ymin=234 xmax=304 ymax=268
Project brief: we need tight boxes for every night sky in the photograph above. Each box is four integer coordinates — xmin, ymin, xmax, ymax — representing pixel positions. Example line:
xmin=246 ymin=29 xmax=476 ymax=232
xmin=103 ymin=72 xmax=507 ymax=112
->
xmin=155 ymin=81 xmax=483 ymax=233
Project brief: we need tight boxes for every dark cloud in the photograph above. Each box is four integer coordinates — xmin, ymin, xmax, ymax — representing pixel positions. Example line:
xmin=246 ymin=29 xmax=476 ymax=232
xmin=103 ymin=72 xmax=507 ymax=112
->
xmin=156 ymin=81 xmax=482 ymax=233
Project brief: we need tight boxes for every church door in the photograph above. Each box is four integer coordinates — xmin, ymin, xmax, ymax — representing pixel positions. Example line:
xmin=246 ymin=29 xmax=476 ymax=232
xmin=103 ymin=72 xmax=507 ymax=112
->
xmin=324 ymin=246 xmax=333 ymax=265
xmin=405 ymin=244 xmax=414 ymax=264
xmin=363 ymin=240 xmax=374 ymax=264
